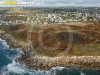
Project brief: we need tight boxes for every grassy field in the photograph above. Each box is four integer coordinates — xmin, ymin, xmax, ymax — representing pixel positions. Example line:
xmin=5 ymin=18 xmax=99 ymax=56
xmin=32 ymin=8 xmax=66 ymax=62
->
xmin=0 ymin=21 xmax=100 ymax=56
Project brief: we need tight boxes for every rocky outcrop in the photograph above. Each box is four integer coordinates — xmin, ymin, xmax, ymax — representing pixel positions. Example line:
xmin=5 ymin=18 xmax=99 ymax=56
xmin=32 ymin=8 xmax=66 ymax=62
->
xmin=19 ymin=55 xmax=100 ymax=70
xmin=0 ymin=30 xmax=30 ymax=53
xmin=0 ymin=30 xmax=100 ymax=70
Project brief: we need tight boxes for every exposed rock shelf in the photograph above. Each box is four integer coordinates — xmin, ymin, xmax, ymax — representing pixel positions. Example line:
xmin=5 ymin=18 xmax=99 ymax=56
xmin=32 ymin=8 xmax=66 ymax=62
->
xmin=0 ymin=30 xmax=100 ymax=70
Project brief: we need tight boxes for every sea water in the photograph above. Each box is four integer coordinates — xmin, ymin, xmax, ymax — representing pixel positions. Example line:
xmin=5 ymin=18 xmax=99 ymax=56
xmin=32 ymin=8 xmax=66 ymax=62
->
xmin=0 ymin=38 xmax=100 ymax=75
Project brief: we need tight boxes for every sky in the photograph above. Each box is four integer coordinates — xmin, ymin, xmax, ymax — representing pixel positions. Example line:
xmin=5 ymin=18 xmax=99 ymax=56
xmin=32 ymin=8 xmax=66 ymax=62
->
xmin=1 ymin=0 xmax=100 ymax=7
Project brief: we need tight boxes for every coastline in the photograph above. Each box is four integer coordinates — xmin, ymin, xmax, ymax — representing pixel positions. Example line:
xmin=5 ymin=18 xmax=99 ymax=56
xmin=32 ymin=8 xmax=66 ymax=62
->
xmin=0 ymin=30 xmax=100 ymax=70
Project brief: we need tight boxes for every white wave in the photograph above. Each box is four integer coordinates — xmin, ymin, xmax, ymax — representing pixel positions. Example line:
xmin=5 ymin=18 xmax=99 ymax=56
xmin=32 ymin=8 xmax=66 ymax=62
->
xmin=51 ymin=67 xmax=65 ymax=71
xmin=1 ymin=54 xmax=34 ymax=75
xmin=81 ymin=72 xmax=86 ymax=75
xmin=5 ymin=61 xmax=25 ymax=74
xmin=0 ymin=38 xmax=9 ymax=49
xmin=1 ymin=60 xmax=54 ymax=75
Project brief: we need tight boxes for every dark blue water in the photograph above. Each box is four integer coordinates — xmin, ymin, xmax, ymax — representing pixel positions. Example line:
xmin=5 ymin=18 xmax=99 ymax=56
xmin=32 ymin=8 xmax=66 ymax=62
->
xmin=0 ymin=38 xmax=100 ymax=75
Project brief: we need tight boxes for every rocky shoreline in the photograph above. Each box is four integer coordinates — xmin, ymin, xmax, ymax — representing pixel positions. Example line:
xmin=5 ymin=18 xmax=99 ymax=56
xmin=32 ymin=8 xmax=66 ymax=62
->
xmin=0 ymin=30 xmax=100 ymax=70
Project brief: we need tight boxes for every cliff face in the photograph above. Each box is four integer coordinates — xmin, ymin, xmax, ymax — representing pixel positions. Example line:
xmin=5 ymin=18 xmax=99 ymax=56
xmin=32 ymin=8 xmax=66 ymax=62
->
xmin=0 ymin=30 xmax=100 ymax=70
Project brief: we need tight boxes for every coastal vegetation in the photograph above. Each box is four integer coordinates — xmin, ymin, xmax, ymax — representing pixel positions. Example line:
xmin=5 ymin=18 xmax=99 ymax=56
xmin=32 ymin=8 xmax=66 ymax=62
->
xmin=0 ymin=21 xmax=100 ymax=57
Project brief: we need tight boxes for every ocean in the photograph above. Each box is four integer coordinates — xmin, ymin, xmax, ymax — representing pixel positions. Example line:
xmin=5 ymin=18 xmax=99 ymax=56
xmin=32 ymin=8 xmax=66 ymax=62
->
xmin=0 ymin=38 xmax=100 ymax=75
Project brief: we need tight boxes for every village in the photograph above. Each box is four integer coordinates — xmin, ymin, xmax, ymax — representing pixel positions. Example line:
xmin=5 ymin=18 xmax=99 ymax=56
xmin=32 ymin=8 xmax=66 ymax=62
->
xmin=0 ymin=7 xmax=100 ymax=25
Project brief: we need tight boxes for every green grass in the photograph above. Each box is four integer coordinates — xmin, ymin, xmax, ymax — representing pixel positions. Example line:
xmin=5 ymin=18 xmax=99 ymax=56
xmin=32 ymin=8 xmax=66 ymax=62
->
xmin=0 ymin=25 xmax=27 ymax=42
xmin=73 ymin=44 xmax=100 ymax=56
xmin=0 ymin=25 xmax=9 ymax=32
xmin=35 ymin=47 xmax=62 ymax=57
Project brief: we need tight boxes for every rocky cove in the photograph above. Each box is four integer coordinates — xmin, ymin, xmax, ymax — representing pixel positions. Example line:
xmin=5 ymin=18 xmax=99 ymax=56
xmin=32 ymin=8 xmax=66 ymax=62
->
xmin=0 ymin=30 xmax=100 ymax=70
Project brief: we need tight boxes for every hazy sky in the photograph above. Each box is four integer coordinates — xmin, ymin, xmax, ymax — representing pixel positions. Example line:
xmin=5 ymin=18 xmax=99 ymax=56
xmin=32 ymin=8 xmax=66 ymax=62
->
xmin=2 ymin=0 xmax=100 ymax=7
